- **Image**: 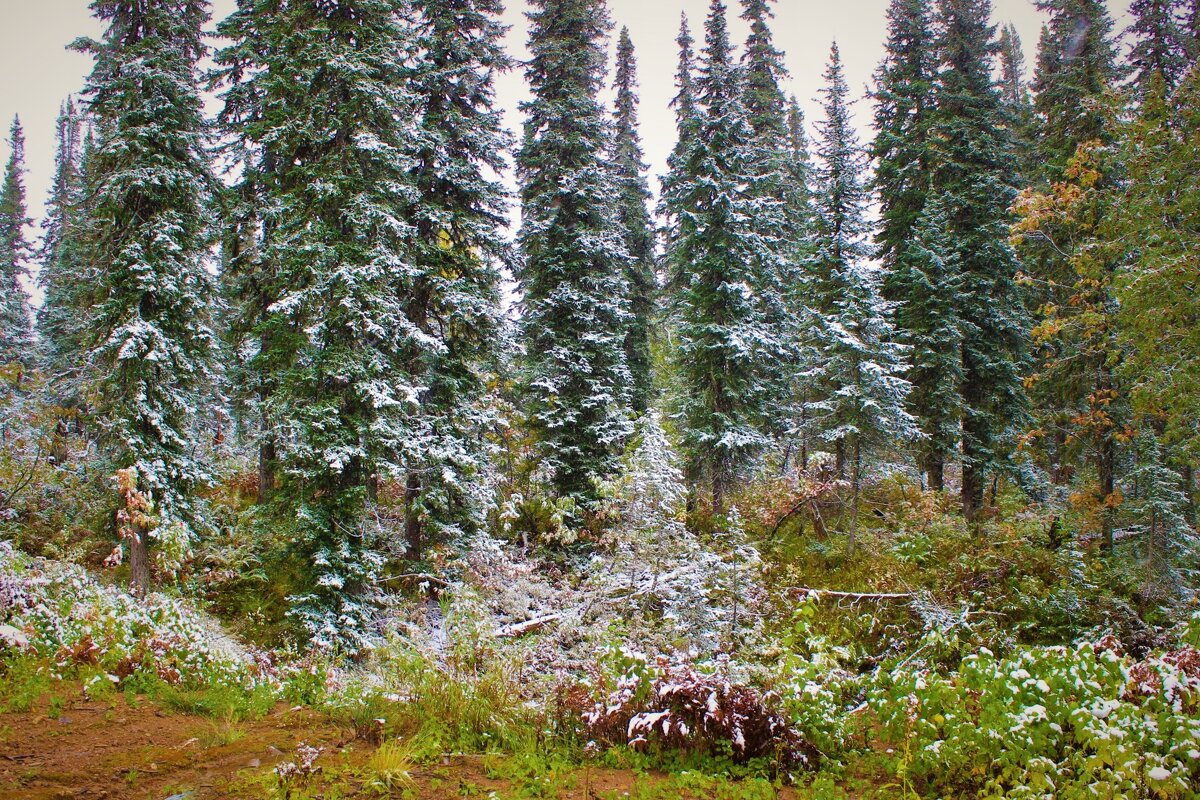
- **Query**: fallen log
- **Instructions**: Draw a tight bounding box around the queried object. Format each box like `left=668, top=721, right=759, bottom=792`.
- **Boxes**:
left=497, top=613, right=563, bottom=638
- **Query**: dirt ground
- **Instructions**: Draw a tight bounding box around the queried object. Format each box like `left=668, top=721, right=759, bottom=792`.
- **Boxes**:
left=0, top=694, right=817, bottom=800
left=0, top=695, right=339, bottom=799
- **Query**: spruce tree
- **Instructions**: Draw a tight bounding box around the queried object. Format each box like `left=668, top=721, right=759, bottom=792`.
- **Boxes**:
left=1023, top=0, right=1121, bottom=494
left=399, top=0, right=511, bottom=559
left=870, top=0, right=947, bottom=489
left=897, top=196, right=964, bottom=490
left=739, top=0, right=802, bottom=449
left=740, top=0, right=788, bottom=146
left=998, top=23, right=1031, bottom=111
left=872, top=0, right=938, bottom=288
left=37, top=99, right=86, bottom=378
left=782, top=96, right=818, bottom=467
left=215, top=0, right=423, bottom=649
left=997, top=23, right=1036, bottom=180
left=1129, top=431, right=1196, bottom=602
left=932, top=0, right=1029, bottom=520
left=783, top=97, right=814, bottom=246
left=610, top=27, right=656, bottom=416
left=808, top=42, right=915, bottom=549
left=0, top=116, right=33, bottom=364
left=1031, top=0, right=1120, bottom=182
left=517, top=0, right=633, bottom=506
left=1111, top=68, right=1200, bottom=463
left=70, top=0, right=219, bottom=593
left=663, top=0, right=772, bottom=513
left=1127, top=0, right=1192, bottom=97
left=659, top=14, right=701, bottom=254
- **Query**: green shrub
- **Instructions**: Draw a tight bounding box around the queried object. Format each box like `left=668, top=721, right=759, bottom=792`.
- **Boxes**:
left=871, top=641, right=1200, bottom=798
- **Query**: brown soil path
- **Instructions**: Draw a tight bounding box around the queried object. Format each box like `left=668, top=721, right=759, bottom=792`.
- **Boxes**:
left=0, top=695, right=816, bottom=800
left=0, top=695, right=342, bottom=799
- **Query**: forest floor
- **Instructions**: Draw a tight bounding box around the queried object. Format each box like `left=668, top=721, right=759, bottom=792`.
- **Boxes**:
left=0, top=691, right=879, bottom=800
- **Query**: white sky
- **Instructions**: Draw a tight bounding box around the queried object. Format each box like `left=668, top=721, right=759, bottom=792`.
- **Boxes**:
left=1, top=0, right=1133, bottom=280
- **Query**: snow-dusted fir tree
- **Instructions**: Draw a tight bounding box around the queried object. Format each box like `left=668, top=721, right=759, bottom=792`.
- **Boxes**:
left=933, top=0, right=1028, bottom=520
left=997, top=23, right=1036, bottom=181
left=738, top=0, right=801, bottom=442
left=997, top=23, right=1032, bottom=113
left=37, top=99, right=87, bottom=379
left=784, top=97, right=815, bottom=253
left=663, top=0, right=773, bottom=514
left=610, top=27, right=656, bottom=415
left=658, top=14, right=701, bottom=256
left=872, top=0, right=937, bottom=304
left=871, top=0, right=945, bottom=487
left=896, top=196, right=963, bottom=490
left=1127, top=0, right=1193, bottom=98
left=70, top=0, right=220, bottom=593
left=781, top=96, right=819, bottom=466
left=517, top=0, right=633, bottom=506
left=400, top=0, right=510, bottom=558
left=215, top=0, right=424, bottom=650
left=808, top=43, right=915, bottom=549
left=1032, top=0, right=1121, bottom=182
left=0, top=116, right=33, bottom=364
left=1129, top=432, right=1197, bottom=603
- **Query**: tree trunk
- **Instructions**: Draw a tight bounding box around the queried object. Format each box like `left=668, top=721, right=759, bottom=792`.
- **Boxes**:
left=712, top=469, right=725, bottom=518
left=256, top=344, right=276, bottom=504
left=405, top=471, right=422, bottom=562
left=1183, top=464, right=1195, bottom=525
left=1098, top=433, right=1116, bottom=552
left=257, top=436, right=276, bottom=504
left=926, top=454, right=944, bottom=492
left=848, top=438, right=861, bottom=556
left=128, top=522, right=150, bottom=597
left=1052, top=427, right=1069, bottom=485
left=962, top=459, right=983, bottom=523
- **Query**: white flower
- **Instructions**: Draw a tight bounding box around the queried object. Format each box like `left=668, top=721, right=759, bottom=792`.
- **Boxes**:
left=1148, top=767, right=1172, bottom=782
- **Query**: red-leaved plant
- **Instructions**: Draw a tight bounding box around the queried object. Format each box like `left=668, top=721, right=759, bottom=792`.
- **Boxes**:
left=577, top=659, right=818, bottom=774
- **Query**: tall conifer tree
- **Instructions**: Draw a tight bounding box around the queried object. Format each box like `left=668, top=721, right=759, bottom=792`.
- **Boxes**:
left=808, top=43, right=915, bottom=536
left=872, top=0, right=938, bottom=289
left=1022, top=0, right=1121, bottom=494
left=738, top=0, right=798, bottom=441
left=898, top=196, right=964, bottom=490
left=1031, top=0, right=1120, bottom=182
left=1127, top=0, right=1192, bottom=97
left=933, top=0, right=1029, bottom=520
left=517, top=0, right=633, bottom=506
left=71, top=0, right=220, bottom=592
left=37, top=99, right=86, bottom=377
left=0, top=116, right=33, bottom=363
left=663, top=0, right=771, bottom=514
left=215, top=0, right=424, bottom=649
left=399, top=0, right=511, bottom=558
left=871, top=0, right=948, bottom=488
left=997, top=23, right=1036, bottom=180
left=610, top=27, right=656, bottom=415
left=783, top=97, right=814, bottom=249
left=659, top=14, right=701, bottom=255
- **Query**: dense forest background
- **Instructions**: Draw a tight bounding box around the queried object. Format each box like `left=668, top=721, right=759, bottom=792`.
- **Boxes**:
left=2, top=0, right=1200, bottom=797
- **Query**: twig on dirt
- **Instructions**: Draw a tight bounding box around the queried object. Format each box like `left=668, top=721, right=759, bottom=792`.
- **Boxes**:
left=788, top=587, right=913, bottom=602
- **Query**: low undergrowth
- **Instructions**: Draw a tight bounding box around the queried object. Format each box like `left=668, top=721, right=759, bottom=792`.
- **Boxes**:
left=4, top=475, right=1200, bottom=798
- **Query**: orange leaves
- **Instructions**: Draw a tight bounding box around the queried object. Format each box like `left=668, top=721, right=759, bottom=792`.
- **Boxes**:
left=113, top=466, right=156, bottom=554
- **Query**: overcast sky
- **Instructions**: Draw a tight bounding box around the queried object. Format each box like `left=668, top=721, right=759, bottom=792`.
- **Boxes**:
left=1, top=0, right=1133, bottom=258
